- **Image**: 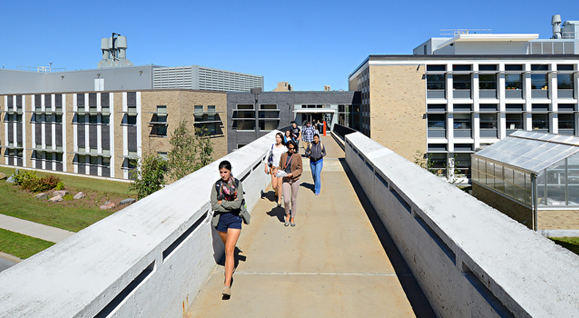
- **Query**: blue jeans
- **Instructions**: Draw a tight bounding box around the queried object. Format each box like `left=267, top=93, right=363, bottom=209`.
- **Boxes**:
left=310, top=159, right=323, bottom=194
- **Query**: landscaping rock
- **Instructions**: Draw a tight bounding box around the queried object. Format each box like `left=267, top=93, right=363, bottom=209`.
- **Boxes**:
left=100, top=202, right=116, bottom=210
left=73, top=192, right=85, bottom=200
left=35, top=193, right=48, bottom=200
left=53, top=190, right=69, bottom=197
left=14, top=169, right=19, bottom=174
left=48, top=196, right=63, bottom=202
left=6, top=176, right=16, bottom=183
left=119, top=198, right=136, bottom=206
left=0, top=172, right=7, bottom=180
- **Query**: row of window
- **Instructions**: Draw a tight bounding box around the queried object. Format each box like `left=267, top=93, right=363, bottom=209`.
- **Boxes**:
left=428, top=113, right=574, bottom=131
left=427, top=103, right=577, bottom=112
left=426, top=74, right=574, bottom=91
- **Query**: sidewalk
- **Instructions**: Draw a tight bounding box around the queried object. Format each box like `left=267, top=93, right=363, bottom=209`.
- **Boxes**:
left=188, top=136, right=434, bottom=317
left=0, top=214, right=75, bottom=243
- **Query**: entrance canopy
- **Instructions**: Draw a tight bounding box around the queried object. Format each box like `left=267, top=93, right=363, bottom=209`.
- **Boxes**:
left=293, top=109, right=336, bottom=113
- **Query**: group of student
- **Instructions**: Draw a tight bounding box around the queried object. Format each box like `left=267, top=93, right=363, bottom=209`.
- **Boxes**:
left=209, top=121, right=326, bottom=297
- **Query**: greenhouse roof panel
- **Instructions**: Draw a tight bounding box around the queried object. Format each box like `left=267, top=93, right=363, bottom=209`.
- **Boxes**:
left=474, top=132, right=579, bottom=174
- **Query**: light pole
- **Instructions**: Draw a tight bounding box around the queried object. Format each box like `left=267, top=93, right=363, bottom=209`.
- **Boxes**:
left=250, top=87, right=262, bottom=140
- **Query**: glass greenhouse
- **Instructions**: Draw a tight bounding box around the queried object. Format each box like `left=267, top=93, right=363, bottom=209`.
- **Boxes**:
left=472, top=131, right=579, bottom=207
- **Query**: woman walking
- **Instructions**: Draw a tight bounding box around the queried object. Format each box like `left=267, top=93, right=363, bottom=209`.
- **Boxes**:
left=264, top=132, right=287, bottom=206
left=210, top=160, right=244, bottom=297
left=305, top=134, right=326, bottom=195
left=283, top=129, right=293, bottom=146
left=279, top=140, right=302, bottom=227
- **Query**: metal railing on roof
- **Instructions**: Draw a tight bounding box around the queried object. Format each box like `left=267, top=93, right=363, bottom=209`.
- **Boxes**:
left=439, top=29, right=492, bottom=37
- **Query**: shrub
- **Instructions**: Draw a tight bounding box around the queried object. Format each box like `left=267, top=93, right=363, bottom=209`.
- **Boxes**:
left=17, top=173, right=61, bottom=193
left=13, top=170, right=38, bottom=186
left=63, top=193, right=73, bottom=201
left=55, top=181, right=65, bottom=191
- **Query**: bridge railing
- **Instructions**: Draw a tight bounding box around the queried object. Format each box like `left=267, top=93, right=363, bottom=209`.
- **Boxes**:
left=345, top=132, right=579, bottom=317
left=0, top=131, right=276, bottom=318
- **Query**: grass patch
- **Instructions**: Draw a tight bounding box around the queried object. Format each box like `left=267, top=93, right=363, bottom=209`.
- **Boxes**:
left=0, top=167, right=136, bottom=232
left=0, top=228, right=55, bottom=259
left=0, top=167, right=130, bottom=195
left=550, top=237, right=579, bottom=256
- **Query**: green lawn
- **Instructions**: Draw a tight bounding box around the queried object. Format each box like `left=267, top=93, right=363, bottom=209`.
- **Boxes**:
left=0, top=167, right=134, bottom=232
left=550, top=237, right=579, bottom=256
left=0, top=167, right=130, bottom=195
left=0, top=228, right=55, bottom=259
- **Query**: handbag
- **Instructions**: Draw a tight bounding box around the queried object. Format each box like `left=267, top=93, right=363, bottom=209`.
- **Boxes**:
left=267, top=144, right=274, bottom=166
left=240, top=199, right=251, bottom=225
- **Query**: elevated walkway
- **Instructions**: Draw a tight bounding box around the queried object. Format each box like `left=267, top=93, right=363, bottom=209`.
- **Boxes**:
left=188, top=137, right=434, bottom=317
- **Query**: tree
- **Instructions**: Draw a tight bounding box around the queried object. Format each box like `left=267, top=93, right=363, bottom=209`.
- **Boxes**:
left=129, top=153, right=168, bottom=199
left=167, top=120, right=213, bottom=182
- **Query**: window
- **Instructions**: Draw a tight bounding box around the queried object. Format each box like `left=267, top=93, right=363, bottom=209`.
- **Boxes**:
left=234, top=120, right=255, bottom=131
left=260, top=104, right=277, bottom=110
left=454, top=104, right=471, bottom=111
left=479, top=74, right=497, bottom=90
left=207, top=105, right=216, bottom=120
left=102, top=157, right=110, bottom=167
left=532, top=114, right=549, bottom=130
left=127, top=115, right=137, bottom=125
left=505, top=65, right=523, bottom=71
left=480, top=114, right=497, bottom=129
left=558, top=64, right=574, bottom=71
left=427, top=75, right=445, bottom=90
left=479, top=65, right=498, bottom=71
left=506, top=104, right=524, bottom=111
left=480, top=104, right=497, bottom=111
left=259, top=120, right=279, bottom=131
left=506, top=114, right=523, bottom=130
left=156, top=125, right=168, bottom=136
left=101, top=116, right=109, bottom=125
left=559, top=114, right=574, bottom=129
left=531, top=74, right=548, bottom=90
left=194, top=105, right=203, bottom=120
left=427, top=65, right=446, bottom=71
left=89, top=115, right=98, bottom=124
left=453, top=75, right=471, bottom=90
left=531, top=64, right=549, bottom=71
left=453, top=114, right=471, bottom=129
left=428, top=153, right=447, bottom=175
left=532, top=104, right=549, bottom=111
left=558, top=74, right=574, bottom=89
left=505, top=74, right=523, bottom=90
left=236, top=104, right=255, bottom=119
left=427, top=104, right=445, bottom=112
left=453, top=65, right=472, bottom=71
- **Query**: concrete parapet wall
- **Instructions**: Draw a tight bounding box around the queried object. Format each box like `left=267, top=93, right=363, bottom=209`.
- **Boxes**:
left=345, top=132, right=579, bottom=317
left=0, top=131, right=276, bottom=318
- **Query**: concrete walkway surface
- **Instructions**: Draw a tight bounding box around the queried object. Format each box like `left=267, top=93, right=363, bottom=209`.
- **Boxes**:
left=187, top=136, right=434, bottom=317
left=0, top=214, right=75, bottom=243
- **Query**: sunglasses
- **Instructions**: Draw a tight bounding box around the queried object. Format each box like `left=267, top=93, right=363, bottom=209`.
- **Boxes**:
left=288, top=147, right=295, bottom=150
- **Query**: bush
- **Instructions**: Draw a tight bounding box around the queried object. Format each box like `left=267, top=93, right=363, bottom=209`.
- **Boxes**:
left=129, top=153, right=168, bottom=199
left=14, top=171, right=61, bottom=193
left=13, top=170, right=38, bottom=186
left=55, top=181, right=65, bottom=191
left=63, top=193, right=73, bottom=201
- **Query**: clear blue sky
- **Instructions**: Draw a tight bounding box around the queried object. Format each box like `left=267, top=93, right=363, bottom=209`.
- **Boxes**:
left=1, top=0, right=578, bottom=91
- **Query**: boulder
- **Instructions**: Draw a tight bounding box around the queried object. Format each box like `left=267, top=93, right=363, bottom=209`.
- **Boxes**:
left=6, top=176, right=16, bottom=183
left=14, top=168, right=19, bottom=174
left=119, top=198, right=136, bottom=206
left=0, top=172, right=7, bottom=180
left=53, top=190, right=69, bottom=197
left=100, top=202, right=116, bottom=210
left=35, top=193, right=48, bottom=200
left=73, top=192, right=85, bottom=200
left=48, top=196, right=63, bottom=202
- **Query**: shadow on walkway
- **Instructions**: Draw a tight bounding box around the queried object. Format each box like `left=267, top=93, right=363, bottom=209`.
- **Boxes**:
left=339, top=158, right=437, bottom=318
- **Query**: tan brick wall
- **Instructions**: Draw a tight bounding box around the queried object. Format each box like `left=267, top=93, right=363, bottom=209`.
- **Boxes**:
left=369, top=64, right=427, bottom=161
left=113, top=92, right=124, bottom=179
left=538, top=210, right=579, bottom=230
left=139, top=89, right=227, bottom=168
left=65, top=94, right=75, bottom=173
